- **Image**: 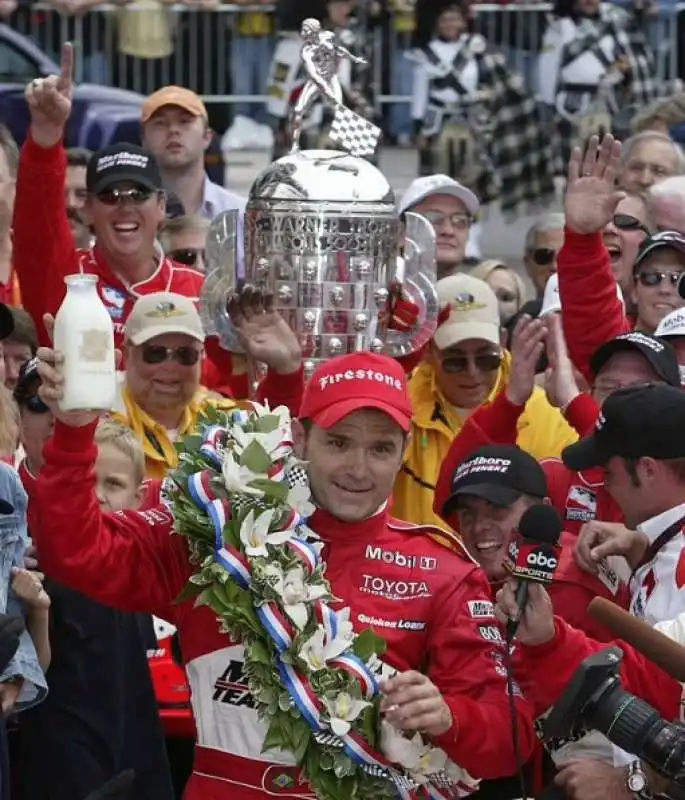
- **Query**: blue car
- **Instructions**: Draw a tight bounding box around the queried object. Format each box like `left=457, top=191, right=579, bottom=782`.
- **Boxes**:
left=0, top=23, right=226, bottom=184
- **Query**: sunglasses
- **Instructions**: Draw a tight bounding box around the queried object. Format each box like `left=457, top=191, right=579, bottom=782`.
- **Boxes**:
left=420, top=211, right=472, bottom=231
left=531, top=247, right=556, bottom=266
left=613, top=214, right=650, bottom=235
left=23, top=395, right=50, bottom=414
left=441, top=352, right=503, bottom=373
left=636, top=269, right=684, bottom=288
left=142, top=345, right=202, bottom=366
left=495, top=289, right=518, bottom=304
left=96, top=187, right=158, bottom=205
left=169, top=248, right=205, bottom=267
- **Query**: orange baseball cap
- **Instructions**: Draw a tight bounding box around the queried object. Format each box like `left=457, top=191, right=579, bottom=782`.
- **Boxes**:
left=141, top=86, right=208, bottom=124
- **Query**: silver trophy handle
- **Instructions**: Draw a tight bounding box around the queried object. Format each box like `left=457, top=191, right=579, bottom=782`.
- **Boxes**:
left=199, top=209, right=244, bottom=354
left=384, top=211, right=439, bottom=358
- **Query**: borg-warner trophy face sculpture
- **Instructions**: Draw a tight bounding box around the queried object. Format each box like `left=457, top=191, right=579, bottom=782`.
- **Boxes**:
left=200, top=18, right=438, bottom=385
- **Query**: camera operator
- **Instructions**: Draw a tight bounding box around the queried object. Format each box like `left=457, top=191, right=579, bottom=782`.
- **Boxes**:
left=495, top=382, right=685, bottom=800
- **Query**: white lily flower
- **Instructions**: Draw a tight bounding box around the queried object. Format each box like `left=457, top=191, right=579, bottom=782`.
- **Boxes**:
left=412, top=743, right=448, bottom=782
left=300, top=624, right=354, bottom=671
left=379, top=720, right=422, bottom=770
left=263, top=564, right=326, bottom=629
left=286, top=483, right=316, bottom=519
left=322, top=692, right=370, bottom=737
left=222, top=452, right=266, bottom=496
left=232, top=426, right=286, bottom=459
left=239, top=509, right=292, bottom=558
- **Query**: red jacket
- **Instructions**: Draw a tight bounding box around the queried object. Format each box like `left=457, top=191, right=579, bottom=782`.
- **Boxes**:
left=517, top=618, right=682, bottom=723
left=12, top=135, right=247, bottom=398
left=558, top=228, right=632, bottom=382
left=28, top=420, right=536, bottom=798
left=432, top=390, right=629, bottom=641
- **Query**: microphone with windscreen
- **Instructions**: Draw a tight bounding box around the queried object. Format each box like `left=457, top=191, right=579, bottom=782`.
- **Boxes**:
left=504, top=504, right=563, bottom=639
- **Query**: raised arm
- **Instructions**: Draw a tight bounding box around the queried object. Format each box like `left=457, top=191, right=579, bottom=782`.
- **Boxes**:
left=14, top=43, right=80, bottom=346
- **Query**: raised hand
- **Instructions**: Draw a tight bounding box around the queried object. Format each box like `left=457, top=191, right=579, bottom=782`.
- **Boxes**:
left=25, top=42, right=74, bottom=147
left=36, top=313, right=112, bottom=428
left=543, top=313, right=580, bottom=410
left=505, top=315, right=547, bottom=407
left=227, top=286, right=302, bottom=375
left=565, top=134, right=626, bottom=235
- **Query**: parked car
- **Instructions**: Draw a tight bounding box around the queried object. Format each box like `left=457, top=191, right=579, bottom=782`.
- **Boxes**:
left=0, top=23, right=226, bottom=184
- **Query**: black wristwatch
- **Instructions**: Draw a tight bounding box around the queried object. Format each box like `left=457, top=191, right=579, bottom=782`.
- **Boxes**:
left=626, top=760, right=651, bottom=799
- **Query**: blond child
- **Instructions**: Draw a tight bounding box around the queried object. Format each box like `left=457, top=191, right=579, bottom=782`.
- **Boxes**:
left=17, top=417, right=173, bottom=800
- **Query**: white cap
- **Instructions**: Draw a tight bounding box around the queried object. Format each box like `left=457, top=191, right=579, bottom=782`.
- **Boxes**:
left=539, top=273, right=625, bottom=318
left=398, top=174, right=480, bottom=217
left=434, top=274, right=500, bottom=350
left=125, top=292, right=205, bottom=345
left=655, top=307, right=685, bottom=339
left=539, top=274, right=562, bottom=318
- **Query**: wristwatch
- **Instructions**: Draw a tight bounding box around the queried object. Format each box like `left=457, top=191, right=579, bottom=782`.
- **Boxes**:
left=626, top=760, right=650, bottom=799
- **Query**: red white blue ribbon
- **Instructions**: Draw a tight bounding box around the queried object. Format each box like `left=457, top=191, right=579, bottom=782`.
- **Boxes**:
left=199, top=425, right=225, bottom=468
left=329, top=653, right=378, bottom=699
left=257, top=602, right=295, bottom=652
left=287, top=538, right=319, bottom=574
left=187, top=469, right=252, bottom=590
left=277, top=659, right=325, bottom=731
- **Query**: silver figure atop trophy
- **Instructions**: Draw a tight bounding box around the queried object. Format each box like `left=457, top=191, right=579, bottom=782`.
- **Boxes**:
left=201, top=17, right=438, bottom=387
left=291, top=18, right=369, bottom=155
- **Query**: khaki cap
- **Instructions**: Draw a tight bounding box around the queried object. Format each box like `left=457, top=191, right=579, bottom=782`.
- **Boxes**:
left=126, top=292, right=205, bottom=345
left=141, top=86, right=208, bottom=124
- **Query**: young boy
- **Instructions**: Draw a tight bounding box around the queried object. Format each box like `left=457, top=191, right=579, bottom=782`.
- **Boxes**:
left=16, top=394, right=173, bottom=800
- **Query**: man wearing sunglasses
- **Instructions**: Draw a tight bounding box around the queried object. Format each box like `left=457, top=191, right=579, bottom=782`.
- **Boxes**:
left=11, top=45, right=252, bottom=401
left=392, top=273, right=576, bottom=528
left=523, top=213, right=566, bottom=302
left=397, top=175, right=481, bottom=279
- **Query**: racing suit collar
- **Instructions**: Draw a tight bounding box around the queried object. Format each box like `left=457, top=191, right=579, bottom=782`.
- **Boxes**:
left=310, top=503, right=388, bottom=545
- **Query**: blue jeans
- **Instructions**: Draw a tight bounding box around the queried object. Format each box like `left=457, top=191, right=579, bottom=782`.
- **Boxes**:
left=389, top=46, right=414, bottom=140
left=230, top=35, right=274, bottom=122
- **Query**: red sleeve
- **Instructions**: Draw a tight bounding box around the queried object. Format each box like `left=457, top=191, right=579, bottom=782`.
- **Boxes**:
left=202, top=338, right=249, bottom=399
left=28, top=420, right=191, bottom=621
left=558, top=229, right=632, bottom=383
left=12, top=136, right=78, bottom=345
left=517, top=618, right=682, bottom=722
left=563, top=393, right=600, bottom=437
left=258, top=365, right=304, bottom=418
left=547, top=582, right=619, bottom=643
left=434, top=390, right=525, bottom=524
left=429, top=567, right=536, bottom=776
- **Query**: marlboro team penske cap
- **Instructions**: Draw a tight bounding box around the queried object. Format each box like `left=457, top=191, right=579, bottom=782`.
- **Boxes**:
left=299, top=353, right=413, bottom=431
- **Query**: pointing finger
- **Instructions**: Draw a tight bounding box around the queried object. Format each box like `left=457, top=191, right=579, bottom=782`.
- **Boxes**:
left=58, top=42, right=74, bottom=91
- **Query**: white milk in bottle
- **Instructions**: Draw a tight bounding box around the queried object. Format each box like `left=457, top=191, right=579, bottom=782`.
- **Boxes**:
left=53, top=274, right=116, bottom=411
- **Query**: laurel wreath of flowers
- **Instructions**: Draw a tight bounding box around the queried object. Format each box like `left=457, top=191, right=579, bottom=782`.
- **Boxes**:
left=167, top=403, right=476, bottom=800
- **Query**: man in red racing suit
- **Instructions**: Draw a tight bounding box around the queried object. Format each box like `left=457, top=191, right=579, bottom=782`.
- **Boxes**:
left=29, top=350, right=535, bottom=799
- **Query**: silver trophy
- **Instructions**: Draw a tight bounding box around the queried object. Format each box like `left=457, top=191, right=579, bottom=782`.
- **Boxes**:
left=201, top=17, right=438, bottom=386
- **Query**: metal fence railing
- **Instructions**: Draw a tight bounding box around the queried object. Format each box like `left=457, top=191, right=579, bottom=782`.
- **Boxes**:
left=4, top=3, right=680, bottom=104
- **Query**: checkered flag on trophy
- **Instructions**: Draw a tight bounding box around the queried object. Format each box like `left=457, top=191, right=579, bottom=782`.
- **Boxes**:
left=329, top=105, right=382, bottom=158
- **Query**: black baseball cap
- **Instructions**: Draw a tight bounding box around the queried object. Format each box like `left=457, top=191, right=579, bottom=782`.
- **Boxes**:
left=443, top=444, right=548, bottom=515
left=13, top=357, right=40, bottom=405
left=0, top=304, right=13, bottom=340
left=86, top=143, right=163, bottom=195
left=634, top=230, right=685, bottom=272
left=590, top=331, right=681, bottom=386
left=563, top=384, right=685, bottom=471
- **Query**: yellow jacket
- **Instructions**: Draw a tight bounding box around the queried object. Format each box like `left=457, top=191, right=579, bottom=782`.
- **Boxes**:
left=392, top=354, right=578, bottom=528
left=113, top=385, right=238, bottom=480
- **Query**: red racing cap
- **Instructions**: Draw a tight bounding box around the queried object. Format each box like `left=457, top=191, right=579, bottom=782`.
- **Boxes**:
left=299, top=353, right=413, bottom=431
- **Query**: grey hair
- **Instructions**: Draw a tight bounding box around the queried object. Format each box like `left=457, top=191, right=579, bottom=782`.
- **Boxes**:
left=524, top=213, right=565, bottom=253
left=648, top=175, right=685, bottom=204
left=620, top=131, right=685, bottom=174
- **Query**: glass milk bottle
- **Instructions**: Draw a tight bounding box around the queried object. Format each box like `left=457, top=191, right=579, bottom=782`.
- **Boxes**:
left=53, top=274, right=116, bottom=412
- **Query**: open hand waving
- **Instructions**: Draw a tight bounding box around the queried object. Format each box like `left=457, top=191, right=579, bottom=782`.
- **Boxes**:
left=25, top=42, right=74, bottom=147
left=565, top=134, right=626, bottom=235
